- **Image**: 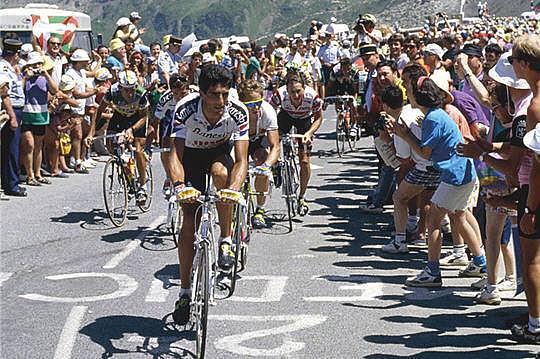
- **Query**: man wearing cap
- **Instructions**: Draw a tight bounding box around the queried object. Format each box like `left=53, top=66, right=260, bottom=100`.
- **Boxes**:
left=317, top=33, right=340, bottom=87
left=43, top=35, right=67, bottom=86
left=66, top=49, right=102, bottom=174
left=455, top=43, right=492, bottom=126
left=158, top=36, right=182, bottom=88
left=353, top=14, right=382, bottom=47
left=358, top=44, right=380, bottom=115
left=0, top=38, right=26, bottom=196
left=107, top=38, right=128, bottom=71
left=423, top=43, right=448, bottom=79
left=509, top=34, right=540, bottom=343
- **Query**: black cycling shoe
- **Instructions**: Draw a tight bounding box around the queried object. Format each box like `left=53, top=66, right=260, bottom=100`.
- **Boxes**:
left=218, top=242, right=235, bottom=272
left=172, top=294, right=191, bottom=325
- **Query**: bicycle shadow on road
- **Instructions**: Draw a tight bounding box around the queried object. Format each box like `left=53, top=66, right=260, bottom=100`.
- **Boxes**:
left=80, top=314, right=196, bottom=358
left=365, top=347, right=535, bottom=359
left=50, top=208, right=112, bottom=231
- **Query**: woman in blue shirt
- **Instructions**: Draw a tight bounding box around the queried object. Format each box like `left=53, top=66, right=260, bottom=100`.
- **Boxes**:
left=391, top=76, right=485, bottom=288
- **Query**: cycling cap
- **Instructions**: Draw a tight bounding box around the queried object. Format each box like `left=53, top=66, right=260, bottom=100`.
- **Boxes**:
left=118, top=70, right=138, bottom=88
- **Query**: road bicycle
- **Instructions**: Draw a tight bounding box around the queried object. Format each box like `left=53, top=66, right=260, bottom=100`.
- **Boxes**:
left=324, top=95, right=358, bottom=157
left=178, top=175, right=244, bottom=358
left=279, top=133, right=302, bottom=232
left=97, top=133, right=154, bottom=227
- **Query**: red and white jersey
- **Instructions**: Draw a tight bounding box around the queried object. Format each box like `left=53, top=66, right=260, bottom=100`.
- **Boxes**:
left=271, top=85, right=323, bottom=119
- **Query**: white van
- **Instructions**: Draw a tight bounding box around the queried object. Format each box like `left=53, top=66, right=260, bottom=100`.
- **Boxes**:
left=0, top=3, right=93, bottom=51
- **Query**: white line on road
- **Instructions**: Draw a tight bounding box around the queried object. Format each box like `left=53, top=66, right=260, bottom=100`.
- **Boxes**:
left=0, top=272, right=13, bottom=287
left=310, top=164, right=323, bottom=170
left=145, top=276, right=173, bottom=302
left=226, top=276, right=288, bottom=302
left=53, top=305, right=88, bottom=359
left=103, top=215, right=165, bottom=269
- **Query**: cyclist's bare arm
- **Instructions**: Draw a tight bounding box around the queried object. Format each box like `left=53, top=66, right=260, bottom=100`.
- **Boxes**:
left=170, top=138, right=186, bottom=185
left=306, top=110, right=323, bottom=139
left=229, top=140, right=249, bottom=191
left=130, top=109, right=148, bottom=132
left=87, top=100, right=109, bottom=142
left=266, top=129, right=281, bottom=166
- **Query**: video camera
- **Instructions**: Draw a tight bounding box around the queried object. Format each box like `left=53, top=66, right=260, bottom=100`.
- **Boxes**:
left=353, top=14, right=367, bottom=32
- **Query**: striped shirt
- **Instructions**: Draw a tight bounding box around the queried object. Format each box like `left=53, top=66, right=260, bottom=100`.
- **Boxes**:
left=22, top=75, right=49, bottom=125
left=271, top=85, right=323, bottom=119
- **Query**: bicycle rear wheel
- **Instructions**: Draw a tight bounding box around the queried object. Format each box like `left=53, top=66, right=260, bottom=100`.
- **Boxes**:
left=193, top=248, right=209, bottom=359
left=336, top=114, right=346, bottom=157
left=138, top=162, right=154, bottom=212
left=102, top=158, right=128, bottom=227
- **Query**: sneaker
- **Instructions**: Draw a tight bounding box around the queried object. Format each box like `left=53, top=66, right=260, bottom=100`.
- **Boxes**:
left=405, top=268, right=442, bottom=287
left=83, top=158, right=97, bottom=168
left=218, top=242, right=235, bottom=271
left=459, top=260, right=487, bottom=278
left=359, top=203, right=384, bottom=214
left=172, top=294, right=191, bottom=325
left=381, top=239, right=409, bottom=254
left=298, top=198, right=309, bottom=216
left=497, top=276, right=516, bottom=292
left=475, top=286, right=501, bottom=305
left=440, top=253, right=469, bottom=267
left=136, top=188, right=147, bottom=206
left=471, top=277, right=488, bottom=290
left=511, top=323, right=540, bottom=344
left=349, top=125, right=358, bottom=139
left=252, top=208, right=266, bottom=229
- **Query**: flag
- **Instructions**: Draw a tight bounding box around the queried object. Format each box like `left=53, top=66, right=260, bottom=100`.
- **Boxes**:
left=31, top=15, right=80, bottom=52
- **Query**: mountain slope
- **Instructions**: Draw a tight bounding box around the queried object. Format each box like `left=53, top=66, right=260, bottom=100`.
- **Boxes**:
left=4, top=0, right=533, bottom=43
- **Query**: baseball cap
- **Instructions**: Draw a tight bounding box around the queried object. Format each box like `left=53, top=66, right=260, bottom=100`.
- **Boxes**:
left=20, top=43, right=33, bottom=56
left=488, top=52, right=530, bottom=90
left=70, top=49, right=90, bottom=62
left=523, top=123, right=540, bottom=154
left=59, top=74, right=76, bottom=91
left=116, top=17, right=131, bottom=27
left=129, top=12, right=142, bottom=20
left=423, top=43, right=445, bottom=59
left=109, top=38, right=125, bottom=51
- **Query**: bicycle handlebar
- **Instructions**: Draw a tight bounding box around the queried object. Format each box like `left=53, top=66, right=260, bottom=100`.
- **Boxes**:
left=324, top=95, right=356, bottom=103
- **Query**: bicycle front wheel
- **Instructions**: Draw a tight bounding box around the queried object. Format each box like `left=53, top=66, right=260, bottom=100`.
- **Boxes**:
left=336, top=114, right=346, bottom=157
left=170, top=202, right=183, bottom=245
left=138, top=161, right=154, bottom=212
left=102, top=158, right=128, bottom=227
left=193, top=248, right=209, bottom=359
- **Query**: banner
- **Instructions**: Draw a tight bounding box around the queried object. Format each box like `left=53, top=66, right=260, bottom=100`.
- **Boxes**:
left=31, top=15, right=80, bottom=52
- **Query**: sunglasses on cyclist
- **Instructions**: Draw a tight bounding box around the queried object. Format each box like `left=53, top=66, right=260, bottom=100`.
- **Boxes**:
left=243, top=99, right=263, bottom=108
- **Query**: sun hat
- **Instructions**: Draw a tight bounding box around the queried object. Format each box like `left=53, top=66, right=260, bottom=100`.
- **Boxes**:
left=25, top=51, right=44, bottom=66
left=230, top=43, right=242, bottom=51
left=70, top=49, right=90, bottom=62
left=488, top=52, right=530, bottom=90
left=109, top=38, right=125, bottom=52
left=116, top=17, right=131, bottom=27
left=423, top=43, right=445, bottom=60
left=523, top=123, right=540, bottom=154
left=429, top=70, right=454, bottom=104
left=460, top=43, right=483, bottom=58
left=59, top=74, right=76, bottom=91
left=361, top=14, right=377, bottom=24
left=95, top=67, right=113, bottom=82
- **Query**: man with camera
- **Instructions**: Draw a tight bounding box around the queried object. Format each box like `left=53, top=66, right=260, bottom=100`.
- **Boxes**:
left=353, top=14, right=382, bottom=48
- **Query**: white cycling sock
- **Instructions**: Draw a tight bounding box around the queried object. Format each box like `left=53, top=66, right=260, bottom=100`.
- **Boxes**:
left=453, top=245, right=466, bottom=257
left=529, top=315, right=540, bottom=333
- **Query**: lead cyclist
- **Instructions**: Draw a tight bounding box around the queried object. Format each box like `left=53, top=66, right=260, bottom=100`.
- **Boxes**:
left=168, top=65, right=249, bottom=325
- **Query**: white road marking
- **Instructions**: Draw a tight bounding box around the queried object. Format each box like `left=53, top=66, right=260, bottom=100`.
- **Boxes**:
left=145, top=275, right=173, bottom=302
left=20, top=272, right=138, bottom=303
left=292, top=254, right=315, bottom=259
left=0, top=272, right=13, bottom=287
left=310, top=164, right=323, bottom=170
left=53, top=305, right=88, bottom=359
left=304, top=277, right=384, bottom=302
left=212, top=315, right=327, bottom=356
left=336, top=205, right=358, bottom=210
left=103, top=215, right=165, bottom=269
left=227, top=276, right=288, bottom=302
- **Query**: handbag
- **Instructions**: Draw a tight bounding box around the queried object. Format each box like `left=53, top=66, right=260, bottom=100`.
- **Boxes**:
left=59, top=132, right=72, bottom=156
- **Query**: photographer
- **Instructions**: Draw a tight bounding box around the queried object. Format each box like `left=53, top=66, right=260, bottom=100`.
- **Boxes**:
left=353, top=14, right=382, bottom=48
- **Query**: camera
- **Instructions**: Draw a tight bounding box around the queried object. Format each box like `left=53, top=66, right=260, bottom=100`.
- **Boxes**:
left=353, top=14, right=365, bottom=32
left=373, top=112, right=388, bottom=132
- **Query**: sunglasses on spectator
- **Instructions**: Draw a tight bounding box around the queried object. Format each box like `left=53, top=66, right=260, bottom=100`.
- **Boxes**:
left=49, top=41, right=61, bottom=47
left=242, top=99, right=263, bottom=108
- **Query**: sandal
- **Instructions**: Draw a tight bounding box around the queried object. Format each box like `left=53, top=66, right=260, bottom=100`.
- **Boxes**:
left=26, top=178, right=41, bottom=186
left=51, top=172, right=69, bottom=178
left=511, top=323, right=540, bottom=344
left=36, top=177, right=52, bottom=184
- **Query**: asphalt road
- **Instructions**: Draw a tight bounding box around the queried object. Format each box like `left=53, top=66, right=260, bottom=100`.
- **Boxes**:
left=1, top=110, right=539, bottom=359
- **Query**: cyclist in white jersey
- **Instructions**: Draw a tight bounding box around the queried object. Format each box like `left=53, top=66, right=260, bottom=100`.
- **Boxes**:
left=169, top=65, right=249, bottom=325
left=238, top=79, right=280, bottom=228
left=271, top=70, right=323, bottom=215
left=153, top=74, right=190, bottom=193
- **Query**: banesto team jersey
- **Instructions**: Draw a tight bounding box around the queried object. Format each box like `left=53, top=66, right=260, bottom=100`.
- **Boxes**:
left=271, top=85, right=323, bottom=119
left=171, top=92, right=249, bottom=149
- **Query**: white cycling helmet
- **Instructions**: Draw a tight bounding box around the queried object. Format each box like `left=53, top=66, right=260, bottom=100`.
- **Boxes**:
left=118, top=70, right=138, bottom=88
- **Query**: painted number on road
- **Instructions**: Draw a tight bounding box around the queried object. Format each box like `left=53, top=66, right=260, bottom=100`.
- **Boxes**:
left=19, top=272, right=138, bottom=303
left=212, top=315, right=327, bottom=356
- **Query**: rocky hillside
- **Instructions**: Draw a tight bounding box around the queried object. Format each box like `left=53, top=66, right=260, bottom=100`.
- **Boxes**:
left=3, top=0, right=533, bottom=42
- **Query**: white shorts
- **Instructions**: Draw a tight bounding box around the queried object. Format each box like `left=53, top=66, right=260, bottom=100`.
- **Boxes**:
left=431, top=178, right=479, bottom=213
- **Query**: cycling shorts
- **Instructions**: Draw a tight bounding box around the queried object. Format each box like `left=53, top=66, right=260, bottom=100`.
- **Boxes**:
left=248, top=136, right=269, bottom=158
left=277, top=110, right=312, bottom=135
left=109, top=111, right=147, bottom=138
left=183, top=142, right=233, bottom=192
